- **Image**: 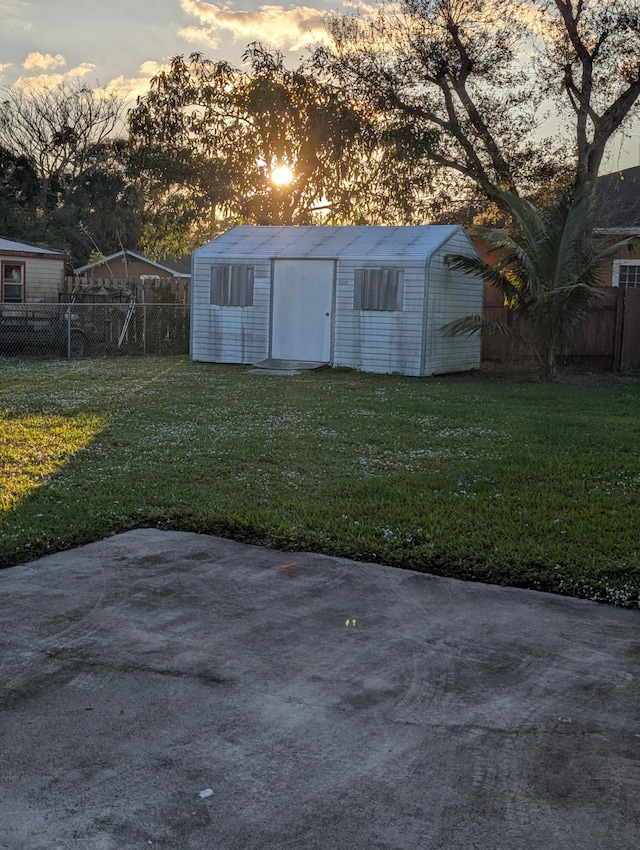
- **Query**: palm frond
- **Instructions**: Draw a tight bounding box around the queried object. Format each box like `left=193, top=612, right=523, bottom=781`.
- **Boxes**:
left=447, top=185, right=626, bottom=376
left=549, top=185, right=594, bottom=289
left=491, top=188, right=546, bottom=254
left=590, top=235, right=640, bottom=265
left=440, top=314, right=516, bottom=340
left=447, top=252, right=525, bottom=307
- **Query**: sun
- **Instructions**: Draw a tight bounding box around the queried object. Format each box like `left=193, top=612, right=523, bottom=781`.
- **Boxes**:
left=271, top=164, right=294, bottom=186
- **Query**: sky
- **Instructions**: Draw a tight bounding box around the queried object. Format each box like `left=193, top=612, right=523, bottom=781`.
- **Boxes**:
left=0, top=0, right=638, bottom=170
left=0, top=0, right=337, bottom=98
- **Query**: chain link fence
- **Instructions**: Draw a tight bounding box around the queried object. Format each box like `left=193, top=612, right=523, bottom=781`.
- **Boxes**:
left=0, top=303, right=190, bottom=359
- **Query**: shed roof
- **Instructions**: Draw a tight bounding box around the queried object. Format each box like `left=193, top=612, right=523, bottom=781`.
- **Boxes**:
left=195, top=225, right=466, bottom=262
left=0, top=237, right=65, bottom=258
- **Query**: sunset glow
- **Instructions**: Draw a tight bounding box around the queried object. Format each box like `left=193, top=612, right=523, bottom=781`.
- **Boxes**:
left=271, top=164, right=294, bottom=186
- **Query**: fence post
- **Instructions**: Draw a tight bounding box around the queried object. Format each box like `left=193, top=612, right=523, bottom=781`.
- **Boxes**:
left=613, top=286, right=624, bottom=372
left=66, top=304, right=71, bottom=360
left=143, top=304, right=147, bottom=355
left=142, top=283, right=147, bottom=355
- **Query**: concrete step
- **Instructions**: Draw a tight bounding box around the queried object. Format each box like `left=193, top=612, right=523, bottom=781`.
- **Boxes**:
left=249, top=359, right=330, bottom=375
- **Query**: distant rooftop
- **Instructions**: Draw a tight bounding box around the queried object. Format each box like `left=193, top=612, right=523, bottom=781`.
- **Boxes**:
left=0, top=237, right=65, bottom=256
left=74, top=250, right=191, bottom=277
left=595, top=166, right=640, bottom=231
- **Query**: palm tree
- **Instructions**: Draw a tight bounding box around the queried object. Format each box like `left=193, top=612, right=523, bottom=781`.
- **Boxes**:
left=442, top=186, right=637, bottom=378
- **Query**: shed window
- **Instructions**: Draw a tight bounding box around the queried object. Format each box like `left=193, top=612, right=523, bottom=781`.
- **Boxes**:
left=613, top=261, right=640, bottom=288
left=210, top=264, right=254, bottom=306
left=2, top=262, right=25, bottom=303
left=354, top=268, right=404, bottom=311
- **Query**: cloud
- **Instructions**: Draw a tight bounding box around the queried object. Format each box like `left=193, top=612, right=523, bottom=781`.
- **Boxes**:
left=67, top=63, right=95, bottom=78
left=0, top=63, right=13, bottom=76
left=0, top=0, right=31, bottom=32
left=179, top=0, right=328, bottom=51
left=23, top=52, right=67, bottom=71
left=11, top=55, right=164, bottom=104
left=15, top=73, right=67, bottom=90
left=139, top=60, right=166, bottom=77
left=14, top=63, right=96, bottom=90
left=104, top=61, right=170, bottom=102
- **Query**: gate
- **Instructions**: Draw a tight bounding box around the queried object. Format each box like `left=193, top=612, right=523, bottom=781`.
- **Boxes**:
left=616, top=286, right=640, bottom=371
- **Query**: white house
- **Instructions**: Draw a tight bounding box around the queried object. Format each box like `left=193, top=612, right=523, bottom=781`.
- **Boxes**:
left=0, top=237, right=67, bottom=303
left=191, top=225, right=483, bottom=376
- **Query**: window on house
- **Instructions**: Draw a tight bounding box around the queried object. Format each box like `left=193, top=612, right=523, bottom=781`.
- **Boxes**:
left=2, top=262, right=25, bottom=303
left=353, top=268, right=404, bottom=311
left=614, top=261, right=640, bottom=288
left=210, top=264, right=254, bottom=306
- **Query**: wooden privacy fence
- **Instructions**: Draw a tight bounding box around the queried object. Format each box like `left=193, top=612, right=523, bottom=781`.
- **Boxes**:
left=482, top=286, right=640, bottom=371
left=62, top=276, right=189, bottom=304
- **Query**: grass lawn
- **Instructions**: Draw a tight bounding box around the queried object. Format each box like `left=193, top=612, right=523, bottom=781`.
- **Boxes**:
left=1, top=355, right=639, bottom=607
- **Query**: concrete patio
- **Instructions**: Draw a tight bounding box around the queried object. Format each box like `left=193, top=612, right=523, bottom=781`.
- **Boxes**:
left=1, top=529, right=638, bottom=849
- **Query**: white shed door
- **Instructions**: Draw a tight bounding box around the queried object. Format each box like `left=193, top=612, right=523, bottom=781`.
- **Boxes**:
left=272, top=260, right=333, bottom=361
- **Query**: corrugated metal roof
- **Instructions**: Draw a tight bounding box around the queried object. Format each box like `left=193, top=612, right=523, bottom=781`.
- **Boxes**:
left=195, top=225, right=464, bottom=262
left=0, top=237, right=65, bottom=256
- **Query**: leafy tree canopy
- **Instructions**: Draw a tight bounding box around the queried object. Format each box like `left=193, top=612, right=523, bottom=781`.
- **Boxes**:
left=128, top=43, right=445, bottom=258
left=0, top=82, right=124, bottom=201
left=309, top=0, right=640, bottom=374
left=314, top=0, right=640, bottom=216
left=0, top=82, right=141, bottom=266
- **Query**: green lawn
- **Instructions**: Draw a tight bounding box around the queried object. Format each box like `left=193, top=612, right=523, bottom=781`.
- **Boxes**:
left=1, top=356, right=639, bottom=607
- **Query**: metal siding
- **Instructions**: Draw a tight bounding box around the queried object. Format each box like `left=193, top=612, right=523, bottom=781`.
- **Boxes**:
left=16, top=257, right=64, bottom=302
left=333, top=261, right=425, bottom=375
left=423, top=231, right=483, bottom=375
left=191, top=259, right=270, bottom=363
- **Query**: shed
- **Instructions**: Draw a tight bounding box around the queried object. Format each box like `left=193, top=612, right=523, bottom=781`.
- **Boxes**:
left=1, top=237, right=67, bottom=303
left=191, top=225, right=483, bottom=376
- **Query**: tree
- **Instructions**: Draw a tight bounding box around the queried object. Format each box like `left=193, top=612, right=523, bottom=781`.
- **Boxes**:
left=0, top=83, right=143, bottom=265
left=127, top=53, right=237, bottom=259
left=61, top=139, right=143, bottom=261
left=441, top=187, right=637, bottom=376
left=128, top=44, right=429, bottom=257
left=315, top=0, right=640, bottom=209
left=539, top=0, right=640, bottom=185
left=0, top=82, right=125, bottom=206
left=316, top=1, right=640, bottom=375
left=0, top=147, right=40, bottom=239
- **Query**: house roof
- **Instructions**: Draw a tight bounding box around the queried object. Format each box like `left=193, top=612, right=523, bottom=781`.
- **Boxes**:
left=195, top=225, right=468, bottom=263
left=0, top=237, right=66, bottom=258
left=74, top=250, right=191, bottom=278
left=595, top=165, right=640, bottom=233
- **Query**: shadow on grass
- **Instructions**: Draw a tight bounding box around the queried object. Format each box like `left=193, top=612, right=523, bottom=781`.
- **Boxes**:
left=0, top=358, right=639, bottom=609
